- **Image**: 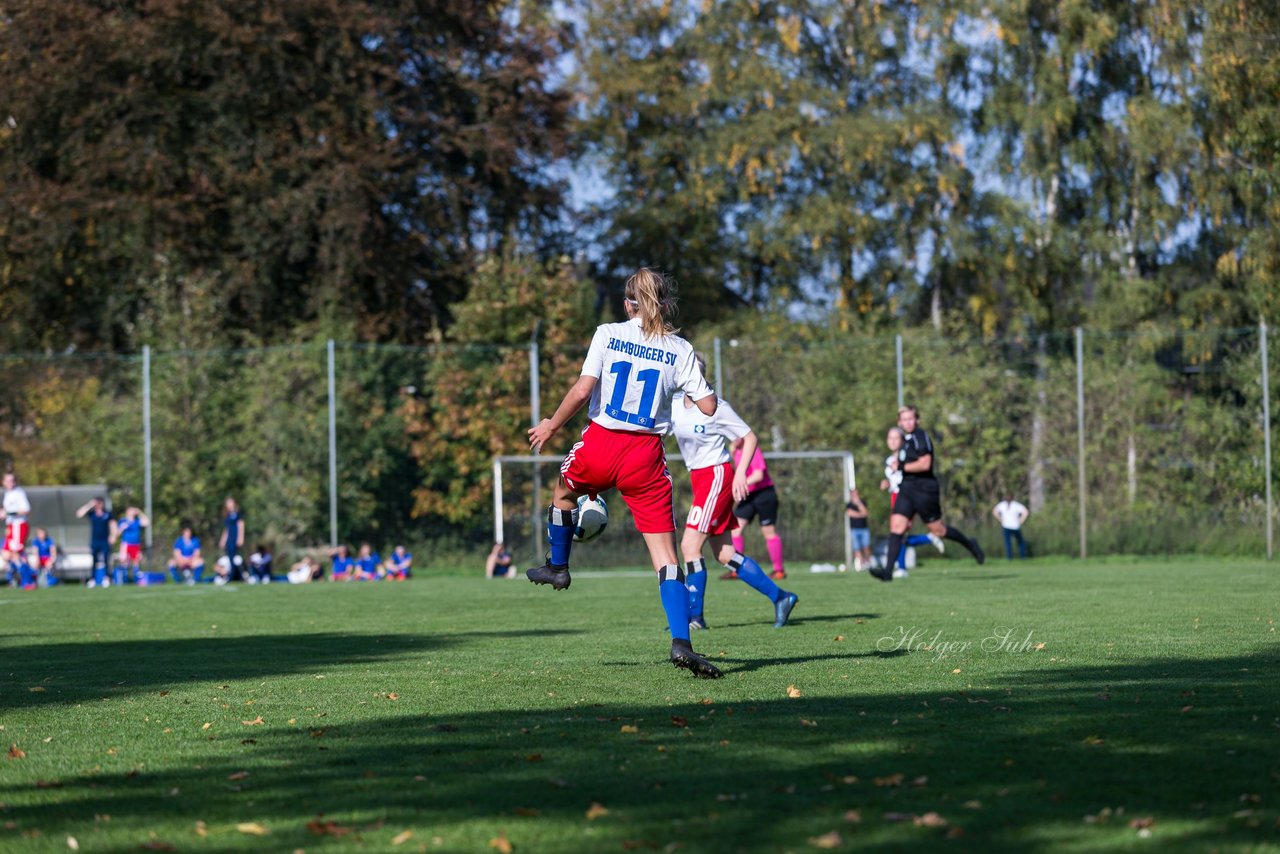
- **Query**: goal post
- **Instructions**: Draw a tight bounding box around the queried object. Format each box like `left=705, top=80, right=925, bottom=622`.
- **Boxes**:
left=493, top=450, right=857, bottom=572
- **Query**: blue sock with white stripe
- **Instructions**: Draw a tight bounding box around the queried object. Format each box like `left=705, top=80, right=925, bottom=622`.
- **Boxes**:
left=546, top=505, right=578, bottom=567
left=18, top=561, right=35, bottom=586
left=685, top=558, right=707, bottom=618
left=729, top=553, right=782, bottom=602
left=658, top=565, right=690, bottom=641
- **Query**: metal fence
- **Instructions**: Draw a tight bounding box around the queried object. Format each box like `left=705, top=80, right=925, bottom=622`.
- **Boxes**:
left=0, top=323, right=1273, bottom=564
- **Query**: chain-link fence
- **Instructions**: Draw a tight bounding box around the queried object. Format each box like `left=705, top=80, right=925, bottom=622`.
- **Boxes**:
left=0, top=324, right=1274, bottom=569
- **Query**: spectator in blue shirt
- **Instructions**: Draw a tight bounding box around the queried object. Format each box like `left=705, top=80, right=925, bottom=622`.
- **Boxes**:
left=77, top=497, right=115, bottom=587
left=384, top=546, right=412, bottom=581
left=354, top=542, right=382, bottom=581
left=169, top=523, right=205, bottom=584
left=219, top=497, right=245, bottom=582
left=330, top=544, right=354, bottom=582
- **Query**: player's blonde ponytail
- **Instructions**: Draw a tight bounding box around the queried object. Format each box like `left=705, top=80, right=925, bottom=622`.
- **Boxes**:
left=625, top=267, right=679, bottom=340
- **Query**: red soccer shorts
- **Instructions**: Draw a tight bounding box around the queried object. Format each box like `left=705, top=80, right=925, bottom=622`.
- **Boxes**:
left=687, top=463, right=736, bottom=536
left=120, top=543, right=141, bottom=562
left=561, top=422, right=674, bottom=534
left=4, top=520, right=28, bottom=553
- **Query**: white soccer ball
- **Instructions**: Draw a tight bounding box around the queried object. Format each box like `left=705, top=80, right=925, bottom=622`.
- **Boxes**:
left=573, top=495, right=609, bottom=543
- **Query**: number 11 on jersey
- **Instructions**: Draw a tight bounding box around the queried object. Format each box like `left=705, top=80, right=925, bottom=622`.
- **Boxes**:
left=606, top=361, right=660, bottom=428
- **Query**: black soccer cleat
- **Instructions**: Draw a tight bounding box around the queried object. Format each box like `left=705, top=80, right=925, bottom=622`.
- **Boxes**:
left=670, top=640, right=722, bottom=679
left=773, top=592, right=799, bottom=628
left=869, top=564, right=893, bottom=582
left=526, top=563, right=571, bottom=590
left=969, top=538, right=986, bottom=565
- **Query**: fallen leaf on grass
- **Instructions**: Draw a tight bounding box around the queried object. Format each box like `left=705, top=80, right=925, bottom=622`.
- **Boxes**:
left=489, top=832, right=513, bottom=853
left=513, top=807, right=541, bottom=817
left=227, top=771, right=250, bottom=781
left=307, top=819, right=352, bottom=836
left=800, top=719, right=818, bottom=728
left=843, top=810, right=861, bottom=823
left=873, top=773, right=904, bottom=788
left=620, top=725, right=639, bottom=734
left=807, top=830, right=842, bottom=848
left=241, top=717, right=264, bottom=726
left=1033, top=642, right=1046, bottom=651
left=914, top=812, right=947, bottom=828
left=525, top=754, right=543, bottom=762
left=139, top=842, right=176, bottom=851
left=670, top=716, right=689, bottom=728
left=586, top=802, right=609, bottom=820
left=236, top=822, right=269, bottom=835
left=386, top=693, right=400, bottom=700
left=310, top=729, right=325, bottom=738
left=834, top=635, right=845, bottom=642
left=1129, top=817, right=1154, bottom=829
left=698, top=698, right=713, bottom=705
left=952, top=668, right=961, bottom=674
left=7, top=745, right=25, bottom=760
left=28, top=687, right=45, bottom=693
left=786, top=685, right=803, bottom=698
left=392, top=829, right=413, bottom=845
left=1180, top=705, right=1194, bottom=713
left=66, top=836, right=79, bottom=850
left=35, top=781, right=63, bottom=789
left=1082, top=736, right=1105, bottom=746
left=43, top=737, right=53, bottom=743
left=194, top=821, right=207, bottom=837
left=201, top=723, right=212, bottom=731
left=912, top=776, right=929, bottom=787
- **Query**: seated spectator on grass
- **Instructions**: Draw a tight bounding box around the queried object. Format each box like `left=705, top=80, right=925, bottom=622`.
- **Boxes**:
left=330, top=545, right=354, bottom=582
left=169, top=523, right=205, bottom=584
left=486, top=542, right=516, bottom=579
left=384, top=545, right=412, bottom=581
left=248, top=543, right=274, bottom=584
left=31, top=528, right=58, bottom=587
left=354, top=542, right=381, bottom=581
left=288, top=556, right=324, bottom=584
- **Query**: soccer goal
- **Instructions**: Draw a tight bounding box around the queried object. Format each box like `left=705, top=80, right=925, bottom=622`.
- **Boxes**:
left=493, top=449, right=856, bottom=572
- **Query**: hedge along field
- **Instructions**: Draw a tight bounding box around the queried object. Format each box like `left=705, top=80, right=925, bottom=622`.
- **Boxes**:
left=0, top=559, right=1277, bottom=851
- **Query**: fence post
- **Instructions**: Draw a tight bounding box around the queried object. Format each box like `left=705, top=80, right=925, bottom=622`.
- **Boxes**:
left=714, top=337, right=724, bottom=396
left=1262, top=320, right=1273, bottom=560
left=1075, top=327, right=1087, bottom=559
left=895, top=334, right=904, bottom=408
left=142, top=345, right=153, bottom=549
left=327, top=340, right=338, bottom=549
left=529, top=326, right=542, bottom=566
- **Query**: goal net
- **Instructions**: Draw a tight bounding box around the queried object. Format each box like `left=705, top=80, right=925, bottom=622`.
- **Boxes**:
left=493, top=449, right=856, bottom=572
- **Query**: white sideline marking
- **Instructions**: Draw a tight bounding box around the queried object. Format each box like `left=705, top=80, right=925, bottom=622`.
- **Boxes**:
left=572, top=571, right=652, bottom=579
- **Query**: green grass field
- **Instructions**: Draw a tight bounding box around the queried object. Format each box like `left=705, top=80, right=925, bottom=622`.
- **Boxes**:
left=1, top=559, right=1278, bottom=852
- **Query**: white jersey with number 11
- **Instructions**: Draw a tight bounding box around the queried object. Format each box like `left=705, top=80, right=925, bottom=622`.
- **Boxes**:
left=580, top=317, right=712, bottom=434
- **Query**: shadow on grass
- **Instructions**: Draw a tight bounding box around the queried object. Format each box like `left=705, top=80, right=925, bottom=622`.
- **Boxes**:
left=0, top=630, right=581, bottom=712
left=1, top=647, right=1277, bottom=851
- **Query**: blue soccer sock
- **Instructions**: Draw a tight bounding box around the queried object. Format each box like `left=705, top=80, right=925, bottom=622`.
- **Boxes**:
left=18, top=562, right=36, bottom=587
left=546, top=505, right=578, bottom=567
left=658, top=565, right=690, bottom=641
left=906, top=534, right=931, bottom=546
left=193, top=562, right=205, bottom=582
left=728, top=553, right=782, bottom=602
left=93, top=566, right=106, bottom=586
left=169, top=563, right=182, bottom=583
left=685, top=558, right=708, bottom=617
left=113, top=566, right=127, bottom=586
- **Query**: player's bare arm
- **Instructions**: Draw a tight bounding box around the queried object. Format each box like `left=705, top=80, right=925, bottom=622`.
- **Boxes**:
left=528, top=375, right=598, bottom=453
left=902, top=453, right=932, bottom=474
left=731, top=430, right=758, bottom=502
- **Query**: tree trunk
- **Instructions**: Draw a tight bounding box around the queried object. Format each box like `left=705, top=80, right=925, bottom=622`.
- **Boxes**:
left=1028, top=333, right=1048, bottom=513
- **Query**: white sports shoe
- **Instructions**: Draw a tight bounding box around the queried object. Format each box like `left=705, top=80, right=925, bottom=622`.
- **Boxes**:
left=927, top=533, right=945, bottom=554
left=892, top=567, right=909, bottom=579
left=86, top=579, right=97, bottom=589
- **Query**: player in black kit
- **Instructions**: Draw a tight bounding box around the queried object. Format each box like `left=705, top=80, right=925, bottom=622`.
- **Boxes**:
left=872, top=405, right=985, bottom=581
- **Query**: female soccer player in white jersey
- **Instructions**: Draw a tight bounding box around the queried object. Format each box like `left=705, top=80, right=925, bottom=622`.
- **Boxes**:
left=671, top=357, right=798, bottom=630
left=527, top=268, right=723, bottom=678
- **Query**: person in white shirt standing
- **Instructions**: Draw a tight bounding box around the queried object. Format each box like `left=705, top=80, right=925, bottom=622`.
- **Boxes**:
left=992, top=496, right=1030, bottom=559
left=2, top=472, right=34, bottom=587
left=671, top=355, right=798, bottom=631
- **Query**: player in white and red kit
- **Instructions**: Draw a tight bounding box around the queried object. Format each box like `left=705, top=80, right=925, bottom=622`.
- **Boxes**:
left=527, top=268, right=723, bottom=678
left=2, top=472, right=34, bottom=588
left=670, top=358, right=798, bottom=630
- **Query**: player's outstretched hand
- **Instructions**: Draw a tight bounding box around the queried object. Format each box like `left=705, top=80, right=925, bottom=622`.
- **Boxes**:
left=732, top=471, right=750, bottom=502
left=528, top=419, right=557, bottom=454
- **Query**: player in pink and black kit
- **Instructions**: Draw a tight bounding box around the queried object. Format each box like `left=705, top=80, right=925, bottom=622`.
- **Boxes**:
left=671, top=356, right=798, bottom=630
left=724, top=442, right=788, bottom=580
left=526, top=268, right=723, bottom=678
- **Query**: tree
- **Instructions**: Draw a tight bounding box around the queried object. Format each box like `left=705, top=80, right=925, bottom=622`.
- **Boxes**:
left=0, top=0, right=570, bottom=350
